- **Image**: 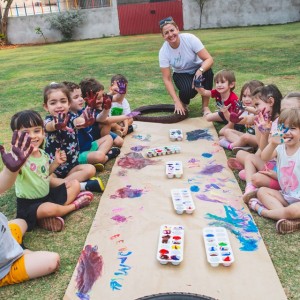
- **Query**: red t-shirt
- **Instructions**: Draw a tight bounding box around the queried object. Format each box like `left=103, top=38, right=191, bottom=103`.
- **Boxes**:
left=211, top=89, right=239, bottom=113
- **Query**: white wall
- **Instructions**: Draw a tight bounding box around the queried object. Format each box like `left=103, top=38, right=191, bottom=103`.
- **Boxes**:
left=7, top=0, right=300, bottom=44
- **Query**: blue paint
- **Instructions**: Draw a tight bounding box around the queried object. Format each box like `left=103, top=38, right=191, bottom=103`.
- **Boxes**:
left=206, top=234, right=214, bottom=237
left=205, top=205, right=260, bottom=251
left=76, top=292, right=90, bottom=300
left=202, top=152, right=212, bottom=158
left=190, top=185, right=200, bottom=192
left=186, top=129, right=214, bottom=141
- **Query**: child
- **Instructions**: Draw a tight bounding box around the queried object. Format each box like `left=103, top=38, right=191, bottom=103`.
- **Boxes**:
left=107, top=74, right=136, bottom=137
left=198, top=69, right=239, bottom=136
left=43, top=82, right=104, bottom=192
left=10, top=110, right=94, bottom=232
left=219, top=80, right=264, bottom=152
left=248, top=108, right=300, bottom=234
left=0, top=131, right=60, bottom=286
left=80, top=78, right=129, bottom=148
left=227, top=84, right=283, bottom=202
left=63, top=81, right=120, bottom=171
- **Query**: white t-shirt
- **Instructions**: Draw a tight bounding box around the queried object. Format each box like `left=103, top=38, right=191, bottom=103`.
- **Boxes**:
left=0, top=213, right=23, bottom=279
left=276, top=144, right=300, bottom=200
left=110, top=98, right=131, bottom=116
left=159, top=33, right=204, bottom=74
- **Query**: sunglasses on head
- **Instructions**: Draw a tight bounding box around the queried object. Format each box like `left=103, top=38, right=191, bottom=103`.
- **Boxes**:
left=159, top=16, right=174, bottom=28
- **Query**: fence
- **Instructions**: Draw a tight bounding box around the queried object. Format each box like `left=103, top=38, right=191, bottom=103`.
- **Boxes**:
left=0, top=0, right=111, bottom=17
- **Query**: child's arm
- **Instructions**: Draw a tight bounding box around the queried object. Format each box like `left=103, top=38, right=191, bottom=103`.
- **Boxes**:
left=197, top=87, right=212, bottom=98
left=0, top=131, right=33, bottom=194
left=49, top=149, right=66, bottom=174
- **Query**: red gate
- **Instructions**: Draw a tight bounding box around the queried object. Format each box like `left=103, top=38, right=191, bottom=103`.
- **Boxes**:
left=117, top=0, right=183, bottom=36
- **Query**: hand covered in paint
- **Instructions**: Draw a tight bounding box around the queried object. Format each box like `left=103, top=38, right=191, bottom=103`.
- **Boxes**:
left=54, top=148, right=67, bottom=165
left=77, top=107, right=96, bottom=127
left=270, top=123, right=290, bottom=144
left=229, top=110, right=244, bottom=123
left=102, top=94, right=112, bottom=110
left=126, top=111, right=141, bottom=118
left=193, top=74, right=205, bottom=88
left=254, top=111, right=272, bottom=134
left=116, top=80, right=127, bottom=94
left=236, top=100, right=246, bottom=112
left=53, top=113, right=73, bottom=132
left=216, top=100, right=231, bottom=113
left=0, top=131, right=33, bottom=172
left=84, top=90, right=98, bottom=109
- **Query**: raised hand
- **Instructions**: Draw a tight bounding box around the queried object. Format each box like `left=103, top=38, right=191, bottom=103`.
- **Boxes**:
left=84, top=90, right=98, bottom=109
left=102, top=94, right=112, bottom=110
left=116, top=80, right=127, bottom=94
left=79, top=107, right=96, bottom=127
left=254, top=111, right=272, bottom=133
left=229, top=110, right=244, bottom=123
left=236, top=100, right=246, bottom=112
left=53, top=113, right=73, bottom=132
left=270, top=123, right=290, bottom=144
left=193, top=74, right=205, bottom=88
left=216, top=100, right=231, bottom=113
left=0, top=131, right=33, bottom=172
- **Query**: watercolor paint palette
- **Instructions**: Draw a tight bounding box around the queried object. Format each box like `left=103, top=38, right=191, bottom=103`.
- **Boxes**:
left=145, top=145, right=181, bottom=158
left=171, top=188, right=195, bottom=214
left=166, top=161, right=183, bottom=179
left=157, top=225, right=184, bottom=265
left=169, top=129, right=183, bottom=141
left=203, top=227, right=234, bottom=267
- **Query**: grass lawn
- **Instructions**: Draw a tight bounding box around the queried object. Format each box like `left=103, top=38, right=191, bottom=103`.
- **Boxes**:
left=0, top=22, right=300, bottom=299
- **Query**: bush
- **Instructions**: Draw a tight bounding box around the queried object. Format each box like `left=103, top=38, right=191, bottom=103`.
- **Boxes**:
left=47, top=9, right=85, bottom=40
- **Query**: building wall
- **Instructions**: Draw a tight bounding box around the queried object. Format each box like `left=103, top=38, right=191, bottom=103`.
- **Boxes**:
left=7, top=0, right=300, bottom=44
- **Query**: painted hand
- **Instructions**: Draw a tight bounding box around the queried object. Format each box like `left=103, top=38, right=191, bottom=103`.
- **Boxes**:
left=126, top=111, right=141, bottom=118
left=0, top=131, right=33, bottom=172
left=54, top=113, right=73, bottom=132
left=270, top=123, right=289, bottom=144
left=193, top=74, right=205, bottom=88
left=216, top=100, right=231, bottom=113
left=254, top=111, right=272, bottom=134
left=102, top=94, right=112, bottom=110
left=81, top=107, right=96, bottom=127
left=236, top=100, right=246, bottom=112
left=229, top=110, right=244, bottom=123
left=84, top=90, right=98, bottom=109
left=116, top=80, right=127, bottom=94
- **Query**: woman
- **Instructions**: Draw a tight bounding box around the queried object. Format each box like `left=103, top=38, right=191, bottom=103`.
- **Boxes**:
left=159, top=17, right=214, bottom=116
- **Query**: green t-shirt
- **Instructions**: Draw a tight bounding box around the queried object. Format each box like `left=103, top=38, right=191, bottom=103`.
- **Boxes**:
left=15, top=149, right=50, bottom=199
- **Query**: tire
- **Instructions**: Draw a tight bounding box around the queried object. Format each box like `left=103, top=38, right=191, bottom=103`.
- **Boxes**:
left=132, top=104, right=188, bottom=124
left=135, top=292, right=217, bottom=300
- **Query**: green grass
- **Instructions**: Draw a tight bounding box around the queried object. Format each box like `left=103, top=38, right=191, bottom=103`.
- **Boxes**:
left=0, top=22, right=300, bottom=299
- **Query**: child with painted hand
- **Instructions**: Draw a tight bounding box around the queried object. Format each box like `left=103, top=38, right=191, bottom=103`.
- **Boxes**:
left=107, top=74, right=137, bottom=137
left=10, top=110, right=94, bottom=232
left=0, top=130, right=60, bottom=286
left=248, top=108, right=300, bottom=234
left=80, top=77, right=131, bottom=148
left=219, top=80, right=264, bottom=153
left=43, top=82, right=104, bottom=193
left=63, top=81, right=121, bottom=172
left=198, top=69, right=239, bottom=136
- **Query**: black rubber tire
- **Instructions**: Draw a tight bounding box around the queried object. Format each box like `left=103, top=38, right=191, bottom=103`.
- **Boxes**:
left=135, top=292, right=217, bottom=300
left=132, top=104, right=188, bottom=124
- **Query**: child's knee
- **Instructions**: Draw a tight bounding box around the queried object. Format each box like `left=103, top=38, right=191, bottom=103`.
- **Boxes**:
left=251, top=173, right=261, bottom=187
left=49, top=252, right=60, bottom=273
left=66, top=179, right=80, bottom=192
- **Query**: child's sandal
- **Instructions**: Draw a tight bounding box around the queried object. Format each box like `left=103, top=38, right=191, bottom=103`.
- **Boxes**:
left=38, top=216, right=65, bottom=232
left=73, top=191, right=94, bottom=210
left=248, top=198, right=265, bottom=216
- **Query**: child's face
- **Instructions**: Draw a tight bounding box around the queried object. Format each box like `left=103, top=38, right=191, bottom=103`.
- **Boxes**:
left=94, top=90, right=105, bottom=110
left=69, top=88, right=84, bottom=113
left=215, top=78, right=234, bottom=95
left=19, top=126, right=44, bottom=155
left=241, top=87, right=253, bottom=107
left=43, top=90, right=70, bottom=116
left=282, top=121, right=300, bottom=146
left=253, top=95, right=272, bottom=116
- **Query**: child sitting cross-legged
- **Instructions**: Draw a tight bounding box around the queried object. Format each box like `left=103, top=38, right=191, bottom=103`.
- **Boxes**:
left=248, top=108, right=300, bottom=234
left=43, top=82, right=104, bottom=193
left=10, top=111, right=94, bottom=232
left=63, top=81, right=121, bottom=172
left=0, top=131, right=60, bottom=286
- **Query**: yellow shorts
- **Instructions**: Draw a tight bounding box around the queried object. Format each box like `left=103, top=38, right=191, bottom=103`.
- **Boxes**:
left=0, top=223, right=29, bottom=287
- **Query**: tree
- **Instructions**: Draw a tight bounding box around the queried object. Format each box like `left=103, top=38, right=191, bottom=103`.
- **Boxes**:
left=195, top=0, right=208, bottom=28
left=0, top=0, right=13, bottom=44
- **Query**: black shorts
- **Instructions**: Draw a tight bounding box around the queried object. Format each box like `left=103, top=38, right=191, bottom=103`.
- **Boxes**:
left=16, top=183, right=67, bottom=231
left=173, top=68, right=214, bottom=105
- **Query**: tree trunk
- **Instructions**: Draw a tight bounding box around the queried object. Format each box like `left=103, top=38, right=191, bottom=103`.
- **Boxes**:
left=1, top=0, right=14, bottom=44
